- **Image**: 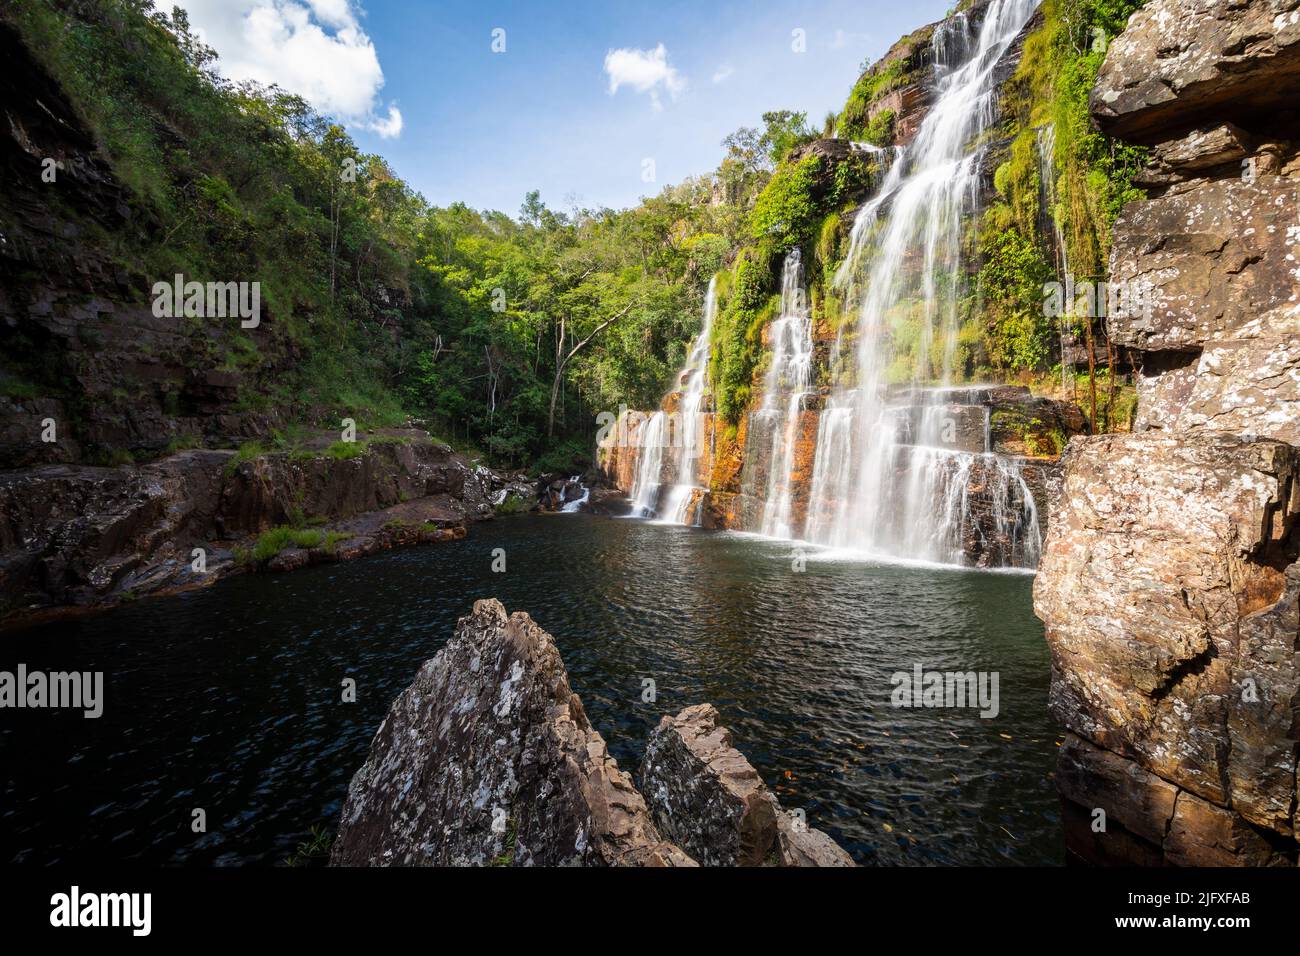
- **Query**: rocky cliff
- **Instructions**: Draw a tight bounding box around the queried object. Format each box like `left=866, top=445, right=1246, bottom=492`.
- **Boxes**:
left=0, top=18, right=291, bottom=467
left=1036, top=0, right=1300, bottom=865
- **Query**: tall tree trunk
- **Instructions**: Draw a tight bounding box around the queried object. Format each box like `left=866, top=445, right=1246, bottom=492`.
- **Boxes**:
left=547, top=304, right=634, bottom=437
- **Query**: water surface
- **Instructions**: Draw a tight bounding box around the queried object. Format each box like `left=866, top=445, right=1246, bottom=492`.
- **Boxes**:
left=0, top=514, right=1062, bottom=865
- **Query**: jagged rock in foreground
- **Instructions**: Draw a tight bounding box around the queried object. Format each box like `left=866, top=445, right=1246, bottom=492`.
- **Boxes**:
left=639, top=704, right=855, bottom=867
left=331, top=599, right=694, bottom=866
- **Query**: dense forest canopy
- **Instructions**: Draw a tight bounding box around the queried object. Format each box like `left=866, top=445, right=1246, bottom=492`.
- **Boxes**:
left=6, top=0, right=1146, bottom=469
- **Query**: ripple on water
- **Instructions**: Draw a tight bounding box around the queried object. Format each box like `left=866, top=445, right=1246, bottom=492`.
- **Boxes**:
left=0, top=513, right=1061, bottom=865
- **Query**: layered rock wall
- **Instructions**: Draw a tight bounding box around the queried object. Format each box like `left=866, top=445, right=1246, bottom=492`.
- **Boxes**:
left=0, top=433, right=494, bottom=627
left=1038, top=0, right=1300, bottom=865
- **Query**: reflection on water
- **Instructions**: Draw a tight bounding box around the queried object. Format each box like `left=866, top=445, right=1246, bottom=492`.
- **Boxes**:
left=0, top=514, right=1062, bottom=865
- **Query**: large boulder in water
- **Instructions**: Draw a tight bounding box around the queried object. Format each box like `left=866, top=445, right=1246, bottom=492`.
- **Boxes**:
left=330, top=599, right=694, bottom=866
left=638, top=704, right=855, bottom=867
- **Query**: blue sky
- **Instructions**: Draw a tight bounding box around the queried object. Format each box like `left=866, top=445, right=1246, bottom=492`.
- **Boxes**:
left=179, top=0, right=954, bottom=215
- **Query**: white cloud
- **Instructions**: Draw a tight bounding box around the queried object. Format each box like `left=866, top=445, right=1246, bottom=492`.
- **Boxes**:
left=711, top=65, right=734, bottom=84
left=830, top=28, right=871, bottom=51
left=604, top=43, right=685, bottom=111
left=176, top=0, right=403, bottom=137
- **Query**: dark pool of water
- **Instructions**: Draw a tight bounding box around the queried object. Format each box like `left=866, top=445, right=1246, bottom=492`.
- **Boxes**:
left=0, top=513, right=1064, bottom=865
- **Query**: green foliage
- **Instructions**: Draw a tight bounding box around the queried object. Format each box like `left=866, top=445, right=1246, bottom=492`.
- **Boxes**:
left=721, top=111, right=817, bottom=170
left=237, top=525, right=350, bottom=564
left=978, top=222, right=1054, bottom=372
left=494, top=493, right=532, bottom=515
left=973, top=0, right=1148, bottom=384
left=839, top=58, right=910, bottom=140
left=222, top=441, right=265, bottom=477
left=323, top=440, right=366, bottom=460
left=748, top=156, right=823, bottom=249
left=282, top=825, right=334, bottom=867
left=7, top=0, right=748, bottom=469
left=710, top=250, right=776, bottom=425
left=860, top=109, right=896, bottom=148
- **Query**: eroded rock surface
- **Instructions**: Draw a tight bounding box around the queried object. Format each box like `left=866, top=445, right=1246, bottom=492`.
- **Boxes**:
left=1039, top=0, right=1300, bottom=864
left=1091, top=0, right=1300, bottom=143
left=331, top=599, right=694, bottom=867
left=639, top=703, right=855, bottom=867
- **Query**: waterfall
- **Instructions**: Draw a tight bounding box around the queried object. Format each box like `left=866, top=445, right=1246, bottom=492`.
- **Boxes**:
left=804, top=0, right=1044, bottom=568
left=641, top=277, right=719, bottom=524
left=560, top=477, right=590, bottom=513
left=629, top=410, right=667, bottom=516
left=758, top=251, right=814, bottom=539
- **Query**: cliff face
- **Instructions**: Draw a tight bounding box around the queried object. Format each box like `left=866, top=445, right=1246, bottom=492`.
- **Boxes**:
left=1037, top=0, right=1300, bottom=865
left=0, top=20, right=287, bottom=468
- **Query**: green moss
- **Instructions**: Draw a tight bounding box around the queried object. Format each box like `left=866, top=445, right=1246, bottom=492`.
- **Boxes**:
left=839, top=57, right=910, bottom=140
left=223, top=440, right=266, bottom=477
left=859, top=109, right=896, bottom=148
left=494, top=493, right=531, bottom=515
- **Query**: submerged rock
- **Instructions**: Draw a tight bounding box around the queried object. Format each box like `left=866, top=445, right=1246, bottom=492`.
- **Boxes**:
left=639, top=704, right=855, bottom=867
left=331, top=599, right=694, bottom=866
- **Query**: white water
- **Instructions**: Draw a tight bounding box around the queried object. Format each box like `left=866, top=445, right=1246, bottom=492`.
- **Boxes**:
left=1037, top=122, right=1072, bottom=392
left=803, top=0, right=1044, bottom=567
left=758, top=251, right=815, bottom=539
left=629, top=410, right=667, bottom=516
left=632, top=279, right=719, bottom=522
left=560, top=477, right=590, bottom=513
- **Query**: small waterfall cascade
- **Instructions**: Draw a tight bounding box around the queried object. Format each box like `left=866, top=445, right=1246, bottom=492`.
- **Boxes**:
left=803, top=0, right=1044, bottom=567
left=631, top=278, right=719, bottom=522
left=758, top=251, right=815, bottom=539
left=560, top=477, right=590, bottom=513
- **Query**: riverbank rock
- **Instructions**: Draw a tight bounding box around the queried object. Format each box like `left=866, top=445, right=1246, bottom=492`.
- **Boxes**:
left=331, top=599, right=694, bottom=867
left=0, top=433, right=491, bottom=628
left=639, top=704, right=855, bottom=867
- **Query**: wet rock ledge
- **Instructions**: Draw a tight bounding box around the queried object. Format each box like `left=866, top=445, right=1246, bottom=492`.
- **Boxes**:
left=331, top=599, right=854, bottom=867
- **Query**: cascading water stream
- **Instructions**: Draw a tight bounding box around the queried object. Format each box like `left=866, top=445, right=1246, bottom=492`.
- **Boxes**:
left=758, top=251, right=814, bottom=539
left=804, top=0, right=1044, bottom=567
left=1036, top=122, right=1072, bottom=392
left=633, top=278, right=719, bottom=522
left=628, top=410, right=667, bottom=516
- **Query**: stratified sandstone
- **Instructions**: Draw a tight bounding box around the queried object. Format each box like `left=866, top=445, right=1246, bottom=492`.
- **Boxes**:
left=639, top=704, right=855, bottom=867
left=1091, top=0, right=1300, bottom=143
left=1036, top=434, right=1299, bottom=857
left=1038, top=0, right=1300, bottom=865
left=331, top=599, right=694, bottom=867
